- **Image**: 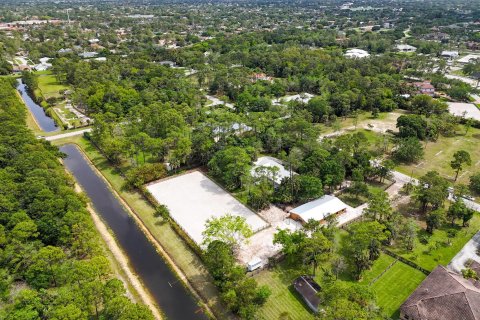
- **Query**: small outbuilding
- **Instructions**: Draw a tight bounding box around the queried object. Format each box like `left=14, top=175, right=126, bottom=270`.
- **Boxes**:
left=289, top=195, right=348, bottom=224
left=293, top=276, right=321, bottom=313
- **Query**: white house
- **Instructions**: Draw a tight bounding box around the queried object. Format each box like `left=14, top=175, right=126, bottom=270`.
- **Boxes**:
left=34, top=57, right=52, bottom=71
left=395, top=44, right=417, bottom=52
left=345, top=48, right=370, bottom=58
left=457, top=54, right=480, bottom=64
left=251, top=156, right=294, bottom=185
left=79, top=52, right=99, bottom=59
left=289, top=195, right=349, bottom=223
left=441, top=50, right=459, bottom=60
left=272, top=93, right=314, bottom=105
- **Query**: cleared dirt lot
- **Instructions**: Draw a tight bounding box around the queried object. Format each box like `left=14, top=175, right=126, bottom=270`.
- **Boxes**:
left=146, top=171, right=268, bottom=245
left=237, top=206, right=301, bottom=265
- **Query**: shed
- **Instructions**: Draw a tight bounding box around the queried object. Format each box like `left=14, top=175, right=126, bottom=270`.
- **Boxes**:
left=289, top=195, right=348, bottom=223
left=293, top=276, right=321, bottom=313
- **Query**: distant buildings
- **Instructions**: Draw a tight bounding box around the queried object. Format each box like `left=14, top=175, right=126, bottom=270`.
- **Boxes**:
left=423, top=32, right=450, bottom=42
left=400, top=266, right=480, bottom=320
left=0, top=19, right=62, bottom=31
left=34, top=57, right=52, bottom=71
left=466, top=41, right=480, bottom=51
left=159, top=60, right=177, bottom=67
left=251, top=72, right=273, bottom=82
left=272, top=93, right=315, bottom=105
left=441, top=50, right=459, bottom=60
left=457, top=54, right=480, bottom=64
left=58, top=48, right=73, bottom=54
left=396, top=44, right=417, bottom=52
left=345, top=48, right=370, bottom=58
left=78, top=52, right=99, bottom=59
left=413, top=81, right=435, bottom=96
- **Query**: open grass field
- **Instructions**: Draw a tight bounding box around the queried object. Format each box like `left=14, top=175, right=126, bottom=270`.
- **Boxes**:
left=396, top=125, right=480, bottom=186
left=391, top=212, right=480, bottom=271
left=35, top=70, right=69, bottom=99
left=52, top=136, right=228, bottom=319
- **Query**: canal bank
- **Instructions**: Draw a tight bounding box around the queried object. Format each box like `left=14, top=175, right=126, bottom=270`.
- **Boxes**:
left=16, top=78, right=59, bottom=133
left=60, top=144, right=208, bottom=320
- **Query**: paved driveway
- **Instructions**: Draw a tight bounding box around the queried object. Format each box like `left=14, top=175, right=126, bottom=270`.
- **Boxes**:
left=448, top=231, right=480, bottom=272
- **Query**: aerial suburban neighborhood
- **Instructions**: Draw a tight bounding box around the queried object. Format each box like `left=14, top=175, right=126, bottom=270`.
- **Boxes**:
left=0, top=0, right=480, bottom=319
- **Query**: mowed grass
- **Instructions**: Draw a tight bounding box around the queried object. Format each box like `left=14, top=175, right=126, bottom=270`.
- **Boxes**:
left=391, top=213, right=480, bottom=271
left=254, top=253, right=424, bottom=320
left=35, top=71, right=69, bottom=99
left=52, top=136, right=228, bottom=319
left=396, top=125, right=480, bottom=186
left=359, top=253, right=396, bottom=284
left=255, top=267, right=315, bottom=320
left=371, top=260, right=426, bottom=319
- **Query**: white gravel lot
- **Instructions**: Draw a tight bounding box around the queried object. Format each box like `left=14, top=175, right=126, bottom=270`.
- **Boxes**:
left=146, top=171, right=268, bottom=245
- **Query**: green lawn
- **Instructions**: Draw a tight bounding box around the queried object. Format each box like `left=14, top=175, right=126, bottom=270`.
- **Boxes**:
left=359, top=254, right=396, bottom=284
left=390, top=213, right=480, bottom=271
left=35, top=70, right=69, bottom=99
left=255, top=266, right=315, bottom=320
left=254, top=253, right=424, bottom=320
left=396, top=125, right=480, bottom=186
left=338, top=179, right=391, bottom=208
left=371, top=260, right=426, bottom=318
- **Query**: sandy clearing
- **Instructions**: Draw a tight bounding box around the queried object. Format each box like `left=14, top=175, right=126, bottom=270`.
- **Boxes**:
left=147, top=171, right=268, bottom=245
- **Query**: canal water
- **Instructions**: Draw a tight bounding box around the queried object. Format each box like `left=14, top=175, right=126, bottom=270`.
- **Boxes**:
left=60, top=144, right=207, bottom=320
left=17, top=78, right=59, bottom=132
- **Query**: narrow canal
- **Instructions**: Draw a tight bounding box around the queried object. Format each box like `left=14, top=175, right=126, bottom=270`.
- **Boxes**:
left=60, top=144, right=207, bottom=320
left=17, top=78, right=59, bottom=132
